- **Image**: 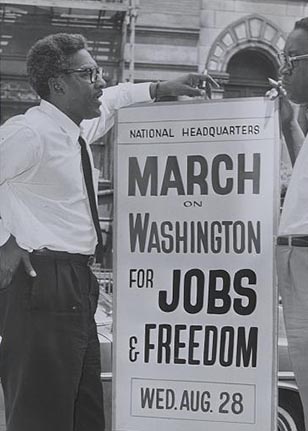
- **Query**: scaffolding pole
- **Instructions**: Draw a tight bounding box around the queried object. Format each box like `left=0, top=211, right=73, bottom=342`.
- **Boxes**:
left=119, top=9, right=129, bottom=83
left=128, top=0, right=138, bottom=83
left=0, top=0, right=129, bottom=11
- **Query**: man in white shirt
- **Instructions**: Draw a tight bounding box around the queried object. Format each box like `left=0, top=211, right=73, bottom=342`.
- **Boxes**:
left=0, top=33, right=211, bottom=431
left=277, top=17, right=308, bottom=430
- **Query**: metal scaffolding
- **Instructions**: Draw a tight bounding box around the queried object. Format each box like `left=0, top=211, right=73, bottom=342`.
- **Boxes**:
left=0, top=0, right=129, bottom=12
left=0, top=0, right=138, bottom=111
left=0, top=0, right=140, bottom=125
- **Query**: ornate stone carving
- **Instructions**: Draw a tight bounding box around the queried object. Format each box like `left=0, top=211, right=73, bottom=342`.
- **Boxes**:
left=206, top=14, right=286, bottom=73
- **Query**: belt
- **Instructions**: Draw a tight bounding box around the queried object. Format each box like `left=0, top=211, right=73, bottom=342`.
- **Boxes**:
left=31, top=248, right=94, bottom=265
left=277, top=236, right=308, bottom=247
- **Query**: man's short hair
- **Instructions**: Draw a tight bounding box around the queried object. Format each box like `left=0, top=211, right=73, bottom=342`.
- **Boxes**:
left=27, top=33, right=87, bottom=99
left=294, top=17, right=308, bottom=33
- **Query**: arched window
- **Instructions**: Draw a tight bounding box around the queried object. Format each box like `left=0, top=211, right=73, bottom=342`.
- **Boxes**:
left=224, top=49, right=278, bottom=98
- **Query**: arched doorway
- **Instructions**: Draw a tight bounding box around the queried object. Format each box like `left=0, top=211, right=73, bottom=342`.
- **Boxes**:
left=224, top=49, right=278, bottom=98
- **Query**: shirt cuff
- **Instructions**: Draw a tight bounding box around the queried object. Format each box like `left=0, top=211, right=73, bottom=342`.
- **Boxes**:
left=0, top=220, right=11, bottom=246
left=130, top=82, right=153, bottom=104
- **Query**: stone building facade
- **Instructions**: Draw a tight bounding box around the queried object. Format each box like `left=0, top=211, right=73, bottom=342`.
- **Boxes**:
left=132, top=0, right=308, bottom=97
left=2, top=0, right=307, bottom=118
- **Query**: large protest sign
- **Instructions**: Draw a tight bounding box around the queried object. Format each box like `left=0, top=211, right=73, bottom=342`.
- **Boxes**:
left=113, top=98, right=280, bottom=431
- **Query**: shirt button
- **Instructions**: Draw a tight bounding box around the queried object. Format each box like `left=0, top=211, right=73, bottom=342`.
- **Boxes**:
left=72, top=306, right=77, bottom=311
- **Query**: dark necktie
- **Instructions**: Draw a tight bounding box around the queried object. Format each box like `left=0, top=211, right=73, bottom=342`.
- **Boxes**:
left=79, top=136, right=104, bottom=263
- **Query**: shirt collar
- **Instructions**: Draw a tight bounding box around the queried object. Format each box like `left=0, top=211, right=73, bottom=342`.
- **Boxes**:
left=39, top=99, right=81, bottom=144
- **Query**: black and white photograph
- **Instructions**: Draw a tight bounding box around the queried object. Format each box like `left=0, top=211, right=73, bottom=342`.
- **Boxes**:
left=0, top=1, right=308, bottom=430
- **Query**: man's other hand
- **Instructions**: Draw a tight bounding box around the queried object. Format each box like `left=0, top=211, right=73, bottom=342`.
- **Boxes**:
left=0, top=235, right=36, bottom=289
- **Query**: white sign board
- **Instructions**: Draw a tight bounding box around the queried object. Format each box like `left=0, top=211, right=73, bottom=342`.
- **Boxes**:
left=114, top=98, right=279, bottom=431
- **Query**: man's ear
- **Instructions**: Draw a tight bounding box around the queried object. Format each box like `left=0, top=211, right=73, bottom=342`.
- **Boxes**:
left=48, top=77, right=65, bottom=95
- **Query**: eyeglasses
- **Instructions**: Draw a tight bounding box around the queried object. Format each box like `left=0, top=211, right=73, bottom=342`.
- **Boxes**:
left=60, top=66, right=104, bottom=84
left=278, top=52, right=308, bottom=71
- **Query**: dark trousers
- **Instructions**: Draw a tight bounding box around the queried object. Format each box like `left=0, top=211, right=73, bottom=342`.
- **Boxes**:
left=0, top=251, right=105, bottom=431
